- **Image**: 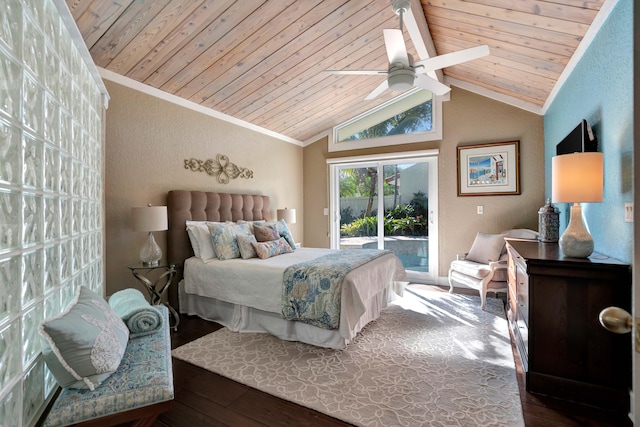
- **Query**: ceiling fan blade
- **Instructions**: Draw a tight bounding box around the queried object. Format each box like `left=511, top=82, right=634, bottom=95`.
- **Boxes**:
left=365, top=80, right=389, bottom=100
left=324, top=70, right=388, bottom=75
left=383, top=29, right=409, bottom=66
left=415, top=74, right=450, bottom=96
left=414, top=45, right=490, bottom=73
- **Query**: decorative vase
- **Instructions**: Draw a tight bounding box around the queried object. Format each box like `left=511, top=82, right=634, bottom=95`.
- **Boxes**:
left=559, top=204, right=594, bottom=258
left=538, top=199, right=559, bottom=243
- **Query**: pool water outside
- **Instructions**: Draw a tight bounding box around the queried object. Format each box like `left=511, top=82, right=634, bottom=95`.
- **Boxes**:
left=340, top=236, right=429, bottom=273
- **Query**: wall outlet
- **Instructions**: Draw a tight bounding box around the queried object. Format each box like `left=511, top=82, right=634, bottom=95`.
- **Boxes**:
left=477, top=206, right=484, bottom=215
left=625, top=203, right=633, bottom=222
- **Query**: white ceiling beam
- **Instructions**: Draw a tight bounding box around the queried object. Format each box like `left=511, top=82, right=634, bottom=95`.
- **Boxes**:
left=445, top=76, right=543, bottom=115
left=404, top=0, right=442, bottom=82
left=98, top=67, right=303, bottom=146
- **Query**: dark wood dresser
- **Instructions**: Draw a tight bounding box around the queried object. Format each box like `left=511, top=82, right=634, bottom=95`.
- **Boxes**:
left=505, top=239, right=631, bottom=413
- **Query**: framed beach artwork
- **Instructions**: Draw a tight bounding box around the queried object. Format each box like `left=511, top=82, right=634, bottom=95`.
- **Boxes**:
left=457, top=140, right=520, bottom=196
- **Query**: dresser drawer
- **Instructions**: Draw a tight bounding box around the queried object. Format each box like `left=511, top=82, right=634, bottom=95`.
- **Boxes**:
left=508, top=300, right=529, bottom=368
left=515, top=265, right=529, bottom=326
left=507, top=244, right=529, bottom=327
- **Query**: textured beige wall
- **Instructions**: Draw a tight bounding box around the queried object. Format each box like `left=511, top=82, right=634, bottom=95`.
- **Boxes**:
left=303, top=87, right=545, bottom=282
left=104, top=80, right=303, bottom=296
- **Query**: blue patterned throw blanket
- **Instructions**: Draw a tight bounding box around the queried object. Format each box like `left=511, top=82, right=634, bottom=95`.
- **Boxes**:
left=282, top=249, right=391, bottom=330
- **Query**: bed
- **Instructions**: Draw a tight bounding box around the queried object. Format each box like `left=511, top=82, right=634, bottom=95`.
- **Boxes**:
left=167, top=190, right=408, bottom=349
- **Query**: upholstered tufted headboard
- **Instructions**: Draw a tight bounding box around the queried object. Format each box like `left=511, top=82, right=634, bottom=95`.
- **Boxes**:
left=166, top=190, right=271, bottom=267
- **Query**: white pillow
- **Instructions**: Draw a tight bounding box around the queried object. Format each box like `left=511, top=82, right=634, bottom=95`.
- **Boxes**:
left=466, top=232, right=508, bottom=264
left=186, top=221, right=223, bottom=260
left=503, top=229, right=539, bottom=239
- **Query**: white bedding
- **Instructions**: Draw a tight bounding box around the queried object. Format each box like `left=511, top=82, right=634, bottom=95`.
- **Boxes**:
left=184, top=247, right=335, bottom=313
left=181, top=247, right=408, bottom=348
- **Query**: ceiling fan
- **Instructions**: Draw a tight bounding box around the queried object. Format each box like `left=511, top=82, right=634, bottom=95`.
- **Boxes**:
left=324, top=0, right=490, bottom=99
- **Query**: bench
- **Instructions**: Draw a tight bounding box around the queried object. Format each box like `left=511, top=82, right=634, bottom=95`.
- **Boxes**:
left=42, top=305, right=174, bottom=427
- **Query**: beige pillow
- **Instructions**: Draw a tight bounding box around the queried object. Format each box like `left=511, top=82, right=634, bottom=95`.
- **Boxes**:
left=466, top=232, right=508, bottom=264
left=254, top=224, right=279, bottom=242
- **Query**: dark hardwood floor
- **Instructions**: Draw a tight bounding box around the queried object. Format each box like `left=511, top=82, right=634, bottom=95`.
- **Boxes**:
left=149, top=285, right=632, bottom=427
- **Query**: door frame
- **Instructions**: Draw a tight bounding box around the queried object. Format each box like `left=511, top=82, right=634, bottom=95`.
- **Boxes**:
left=327, top=149, right=439, bottom=282
left=632, top=2, right=639, bottom=422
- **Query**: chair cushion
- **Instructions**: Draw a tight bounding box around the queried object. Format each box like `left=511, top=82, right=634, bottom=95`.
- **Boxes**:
left=466, top=232, right=508, bottom=263
left=450, top=259, right=492, bottom=279
left=450, top=260, right=509, bottom=282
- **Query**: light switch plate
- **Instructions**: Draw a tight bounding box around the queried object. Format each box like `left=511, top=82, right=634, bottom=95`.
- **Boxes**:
left=625, top=203, right=633, bottom=222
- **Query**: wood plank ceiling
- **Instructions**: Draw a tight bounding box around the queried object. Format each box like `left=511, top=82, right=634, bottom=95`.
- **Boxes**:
left=67, top=0, right=606, bottom=143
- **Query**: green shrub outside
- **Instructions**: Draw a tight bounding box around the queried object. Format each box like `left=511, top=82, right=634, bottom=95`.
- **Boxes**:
left=340, top=192, right=428, bottom=237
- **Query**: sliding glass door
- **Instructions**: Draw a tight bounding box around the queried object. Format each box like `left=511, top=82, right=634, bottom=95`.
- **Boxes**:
left=329, top=152, right=438, bottom=282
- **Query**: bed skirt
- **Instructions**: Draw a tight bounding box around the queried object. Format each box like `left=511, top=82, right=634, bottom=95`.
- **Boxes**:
left=178, top=280, right=404, bottom=349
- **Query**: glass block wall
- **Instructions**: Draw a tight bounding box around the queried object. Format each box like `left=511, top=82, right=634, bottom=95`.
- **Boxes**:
left=0, top=0, right=106, bottom=425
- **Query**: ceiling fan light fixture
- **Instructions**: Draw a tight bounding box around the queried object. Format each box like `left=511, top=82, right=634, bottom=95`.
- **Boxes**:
left=388, top=69, right=415, bottom=91
left=392, top=0, right=411, bottom=16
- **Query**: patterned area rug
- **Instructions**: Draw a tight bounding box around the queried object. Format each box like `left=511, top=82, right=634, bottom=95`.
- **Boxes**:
left=172, top=288, right=524, bottom=426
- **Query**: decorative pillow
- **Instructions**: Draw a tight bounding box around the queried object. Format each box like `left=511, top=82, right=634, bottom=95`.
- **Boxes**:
left=236, top=220, right=266, bottom=234
left=237, top=233, right=258, bottom=259
left=466, top=232, right=509, bottom=264
left=186, top=220, right=221, bottom=260
left=251, top=237, right=293, bottom=259
left=267, top=219, right=296, bottom=250
left=207, top=222, right=251, bottom=260
left=254, top=224, right=280, bottom=242
left=39, top=286, right=129, bottom=391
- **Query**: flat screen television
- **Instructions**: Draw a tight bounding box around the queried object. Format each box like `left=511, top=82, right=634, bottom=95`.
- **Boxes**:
left=556, top=119, right=597, bottom=155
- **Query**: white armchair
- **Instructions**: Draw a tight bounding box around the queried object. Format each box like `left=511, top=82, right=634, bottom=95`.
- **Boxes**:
left=448, top=229, right=538, bottom=310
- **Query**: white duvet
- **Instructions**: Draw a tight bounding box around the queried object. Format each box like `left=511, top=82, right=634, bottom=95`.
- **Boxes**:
left=184, top=247, right=336, bottom=314
left=183, top=247, right=408, bottom=334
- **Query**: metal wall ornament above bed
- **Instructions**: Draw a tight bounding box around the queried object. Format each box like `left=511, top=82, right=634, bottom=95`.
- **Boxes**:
left=184, top=154, right=253, bottom=184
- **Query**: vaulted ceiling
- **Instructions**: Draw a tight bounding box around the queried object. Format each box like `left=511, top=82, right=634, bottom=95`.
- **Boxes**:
left=68, top=0, right=608, bottom=143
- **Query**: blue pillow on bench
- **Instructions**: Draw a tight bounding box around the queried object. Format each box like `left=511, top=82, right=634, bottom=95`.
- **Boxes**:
left=39, top=286, right=129, bottom=390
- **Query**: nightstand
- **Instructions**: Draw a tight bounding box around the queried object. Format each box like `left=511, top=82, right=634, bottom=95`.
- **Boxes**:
left=127, top=262, right=180, bottom=331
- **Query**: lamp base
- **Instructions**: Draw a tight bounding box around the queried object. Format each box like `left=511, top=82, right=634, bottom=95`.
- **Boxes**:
left=140, top=232, right=162, bottom=266
left=559, top=203, right=594, bottom=258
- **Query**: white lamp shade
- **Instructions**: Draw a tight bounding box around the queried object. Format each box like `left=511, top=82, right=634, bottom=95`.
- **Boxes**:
left=276, top=208, right=296, bottom=224
left=131, top=206, right=168, bottom=232
left=551, top=152, right=603, bottom=203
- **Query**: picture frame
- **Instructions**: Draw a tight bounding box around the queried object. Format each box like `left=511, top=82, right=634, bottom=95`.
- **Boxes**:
left=457, top=140, right=520, bottom=196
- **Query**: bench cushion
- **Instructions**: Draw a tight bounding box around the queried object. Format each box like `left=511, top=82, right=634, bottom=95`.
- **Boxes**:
left=44, top=306, right=173, bottom=427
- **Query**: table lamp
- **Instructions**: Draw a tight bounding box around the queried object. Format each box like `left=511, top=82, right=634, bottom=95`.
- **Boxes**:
left=551, top=152, right=603, bottom=258
left=276, top=207, right=296, bottom=224
left=132, top=204, right=168, bottom=266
